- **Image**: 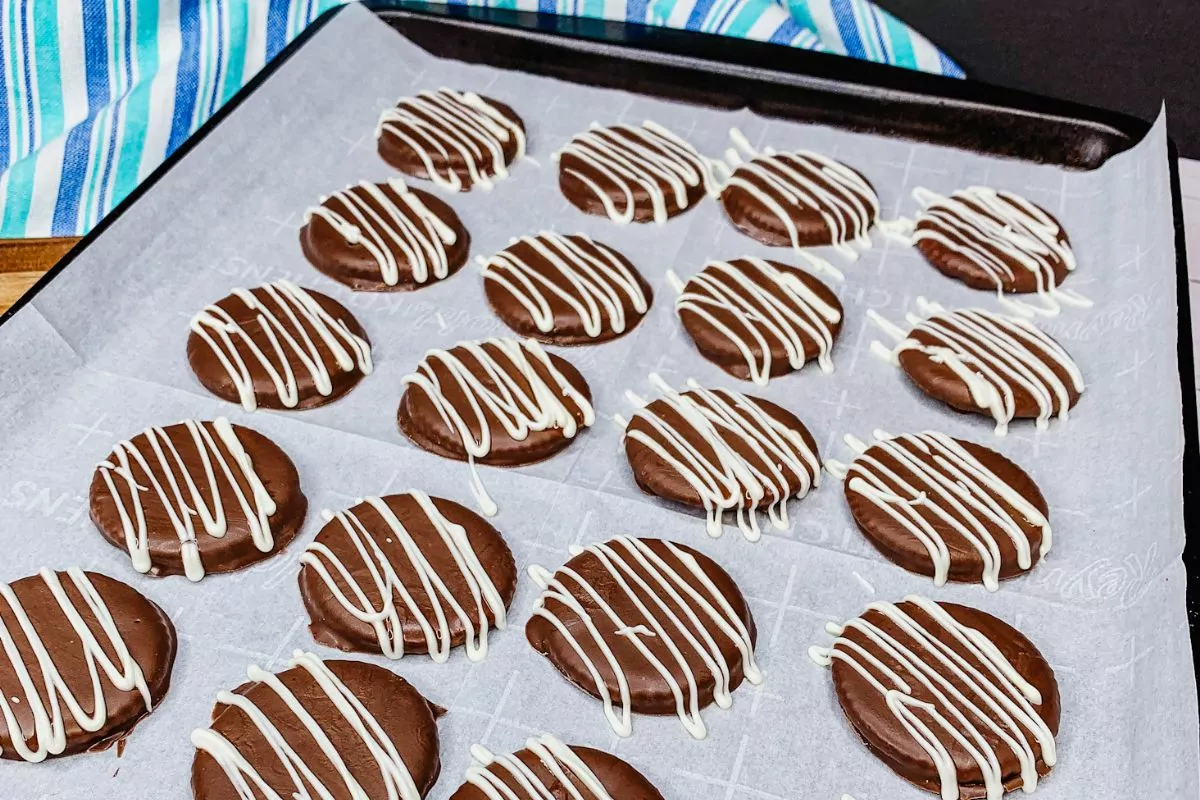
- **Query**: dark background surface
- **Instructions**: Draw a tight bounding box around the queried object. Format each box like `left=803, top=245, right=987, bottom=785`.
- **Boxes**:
left=879, top=1, right=1200, bottom=157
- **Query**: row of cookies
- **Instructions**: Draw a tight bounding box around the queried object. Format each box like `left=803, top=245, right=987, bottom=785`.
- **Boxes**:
left=332, top=87, right=1087, bottom=323
left=0, top=564, right=669, bottom=795
left=177, top=270, right=1072, bottom=584
left=0, top=529, right=1057, bottom=800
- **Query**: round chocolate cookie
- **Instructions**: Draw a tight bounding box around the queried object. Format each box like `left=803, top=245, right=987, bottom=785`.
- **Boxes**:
left=298, top=491, right=518, bottom=660
left=810, top=597, right=1059, bottom=800
left=188, top=279, right=373, bottom=412
left=0, top=568, right=177, bottom=761
left=836, top=431, right=1050, bottom=590
left=191, top=653, right=443, bottom=799
left=554, top=122, right=719, bottom=225
left=398, top=338, right=594, bottom=466
left=452, top=733, right=665, bottom=800
left=911, top=186, right=1082, bottom=315
left=90, top=418, right=308, bottom=581
left=527, top=536, right=760, bottom=739
left=624, top=382, right=821, bottom=541
left=398, top=338, right=594, bottom=514
left=481, top=232, right=653, bottom=345
left=300, top=178, right=470, bottom=292
left=377, top=88, right=525, bottom=192
left=720, top=132, right=880, bottom=256
left=675, top=257, right=843, bottom=385
left=873, top=303, right=1084, bottom=435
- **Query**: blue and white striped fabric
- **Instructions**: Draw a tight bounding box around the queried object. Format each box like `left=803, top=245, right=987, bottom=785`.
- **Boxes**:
left=0, top=0, right=962, bottom=238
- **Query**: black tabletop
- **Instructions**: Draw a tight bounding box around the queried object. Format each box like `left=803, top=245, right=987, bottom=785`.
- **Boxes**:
left=879, top=0, right=1200, bottom=158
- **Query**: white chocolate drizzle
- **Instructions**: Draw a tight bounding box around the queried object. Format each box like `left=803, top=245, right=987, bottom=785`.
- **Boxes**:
left=674, top=257, right=842, bottom=385
left=304, top=178, right=459, bottom=287
left=480, top=231, right=649, bottom=338
left=552, top=121, right=721, bottom=225
left=868, top=298, right=1084, bottom=435
left=724, top=128, right=898, bottom=260
left=0, top=568, right=153, bottom=762
left=465, top=733, right=615, bottom=800
left=191, top=650, right=422, bottom=800
left=377, top=88, right=525, bottom=192
left=401, top=338, right=595, bottom=516
left=809, top=596, right=1056, bottom=800
left=528, top=536, right=761, bottom=739
left=911, top=186, right=1091, bottom=318
left=95, top=418, right=277, bottom=582
left=623, top=374, right=821, bottom=541
left=190, top=279, right=373, bottom=412
left=300, top=491, right=507, bottom=662
left=825, top=430, right=1051, bottom=591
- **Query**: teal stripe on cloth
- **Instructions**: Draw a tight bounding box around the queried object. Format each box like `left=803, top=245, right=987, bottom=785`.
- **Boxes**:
left=723, top=1, right=767, bottom=38
left=35, top=0, right=66, bottom=145
left=0, top=0, right=962, bottom=238
left=220, top=0, right=246, bottom=105
left=0, top=142, right=34, bottom=232
left=881, top=6, right=914, bottom=77
left=112, top=0, right=156, bottom=206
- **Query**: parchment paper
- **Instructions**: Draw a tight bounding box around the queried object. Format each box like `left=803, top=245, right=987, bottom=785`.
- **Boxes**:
left=1, top=5, right=1195, bottom=798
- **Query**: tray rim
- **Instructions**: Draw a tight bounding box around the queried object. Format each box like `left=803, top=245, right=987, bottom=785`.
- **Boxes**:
left=366, top=0, right=1153, bottom=160
left=0, top=0, right=1195, bottom=677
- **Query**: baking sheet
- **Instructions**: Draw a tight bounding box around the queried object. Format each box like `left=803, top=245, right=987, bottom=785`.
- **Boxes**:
left=1, top=4, right=1196, bottom=798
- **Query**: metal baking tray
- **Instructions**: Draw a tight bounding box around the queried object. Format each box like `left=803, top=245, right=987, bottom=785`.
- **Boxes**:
left=0, top=3, right=1195, bottom=792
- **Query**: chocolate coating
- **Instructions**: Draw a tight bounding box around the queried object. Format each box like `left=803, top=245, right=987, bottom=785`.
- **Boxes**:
left=625, top=390, right=820, bottom=513
left=191, top=659, right=443, bottom=799
left=677, top=258, right=843, bottom=382
left=298, top=493, right=518, bottom=657
left=482, top=233, right=653, bottom=345
left=915, top=192, right=1071, bottom=294
left=89, top=421, right=307, bottom=577
left=187, top=284, right=371, bottom=411
left=0, top=570, right=176, bottom=760
left=897, top=316, right=1081, bottom=421
left=845, top=436, right=1049, bottom=584
left=526, top=538, right=756, bottom=716
left=556, top=123, right=712, bottom=223
left=830, top=601, right=1059, bottom=799
left=397, top=343, right=593, bottom=467
left=300, top=181, right=470, bottom=292
left=450, top=743, right=665, bottom=800
left=720, top=153, right=877, bottom=247
left=378, top=90, right=524, bottom=191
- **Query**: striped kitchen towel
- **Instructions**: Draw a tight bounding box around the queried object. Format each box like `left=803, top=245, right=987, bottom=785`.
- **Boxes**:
left=0, top=0, right=962, bottom=238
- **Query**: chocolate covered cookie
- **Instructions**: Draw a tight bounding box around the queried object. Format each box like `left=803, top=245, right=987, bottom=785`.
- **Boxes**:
left=191, top=652, right=443, bottom=799
left=911, top=186, right=1088, bottom=317
left=828, top=431, right=1051, bottom=590
left=673, top=257, right=843, bottom=385
left=870, top=301, right=1084, bottom=435
left=721, top=130, right=880, bottom=257
left=0, top=568, right=176, bottom=761
left=481, top=231, right=652, bottom=344
left=298, top=491, right=518, bottom=660
left=622, top=379, right=821, bottom=540
left=398, top=338, right=594, bottom=515
left=453, top=733, right=665, bottom=800
left=300, top=178, right=470, bottom=292
left=554, top=122, right=720, bottom=224
left=188, top=279, right=373, bottom=412
left=527, top=536, right=760, bottom=739
left=810, top=597, right=1059, bottom=800
left=377, top=88, right=525, bottom=192
left=90, top=418, right=308, bottom=581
